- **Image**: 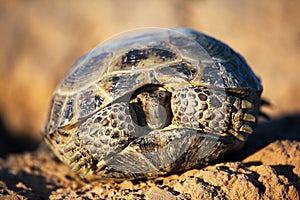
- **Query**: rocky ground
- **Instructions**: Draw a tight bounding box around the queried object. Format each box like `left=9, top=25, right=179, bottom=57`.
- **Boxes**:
left=0, top=1, right=300, bottom=199
left=0, top=115, right=300, bottom=199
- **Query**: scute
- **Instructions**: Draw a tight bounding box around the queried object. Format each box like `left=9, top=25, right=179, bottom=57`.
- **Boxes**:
left=78, top=86, right=104, bottom=119
left=58, top=52, right=112, bottom=93
left=178, top=28, right=262, bottom=91
left=110, top=48, right=178, bottom=71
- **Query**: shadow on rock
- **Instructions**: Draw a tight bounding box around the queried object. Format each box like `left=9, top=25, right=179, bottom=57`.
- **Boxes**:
left=0, top=167, right=56, bottom=199
left=271, top=164, right=300, bottom=192
left=0, top=116, right=40, bottom=157
left=222, top=112, right=300, bottom=162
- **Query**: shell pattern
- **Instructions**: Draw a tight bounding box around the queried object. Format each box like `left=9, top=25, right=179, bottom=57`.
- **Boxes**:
left=43, top=28, right=262, bottom=180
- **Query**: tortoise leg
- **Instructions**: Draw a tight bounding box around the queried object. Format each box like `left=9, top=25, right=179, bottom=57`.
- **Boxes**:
left=171, top=86, right=257, bottom=141
left=77, top=102, right=137, bottom=163
left=171, top=86, right=227, bottom=134
left=60, top=102, right=137, bottom=178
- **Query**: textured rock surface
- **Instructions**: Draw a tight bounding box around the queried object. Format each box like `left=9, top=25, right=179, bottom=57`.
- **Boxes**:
left=1, top=1, right=300, bottom=199
left=0, top=139, right=299, bottom=199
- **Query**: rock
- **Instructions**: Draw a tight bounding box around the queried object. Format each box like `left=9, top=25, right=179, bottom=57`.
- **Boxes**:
left=0, top=140, right=299, bottom=199
left=0, top=181, right=27, bottom=200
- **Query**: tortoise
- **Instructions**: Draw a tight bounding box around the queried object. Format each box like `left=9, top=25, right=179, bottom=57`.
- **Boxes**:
left=43, top=28, right=262, bottom=180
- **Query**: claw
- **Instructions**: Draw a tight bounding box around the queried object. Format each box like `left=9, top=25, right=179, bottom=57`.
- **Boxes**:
left=243, top=113, right=256, bottom=122
left=72, top=160, right=86, bottom=171
left=227, top=129, right=246, bottom=141
left=235, top=133, right=246, bottom=142
left=239, top=124, right=253, bottom=134
left=241, top=100, right=252, bottom=109
left=64, top=142, right=75, bottom=153
left=69, top=152, right=82, bottom=163
left=233, top=99, right=241, bottom=109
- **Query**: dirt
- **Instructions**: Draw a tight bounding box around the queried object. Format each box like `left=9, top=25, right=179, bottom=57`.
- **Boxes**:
left=0, top=119, right=299, bottom=199
left=0, top=1, right=299, bottom=199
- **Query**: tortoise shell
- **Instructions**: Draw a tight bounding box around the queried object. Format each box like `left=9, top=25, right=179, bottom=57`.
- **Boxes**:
left=43, top=28, right=262, bottom=180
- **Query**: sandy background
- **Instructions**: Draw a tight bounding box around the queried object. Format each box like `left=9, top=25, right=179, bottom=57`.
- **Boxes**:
left=0, top=1, right=299, bottom=199
left=1, top=0, right=300, bottom=142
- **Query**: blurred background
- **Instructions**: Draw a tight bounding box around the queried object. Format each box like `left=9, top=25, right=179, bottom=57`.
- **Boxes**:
left=0, top=0, right=299, bottom=155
